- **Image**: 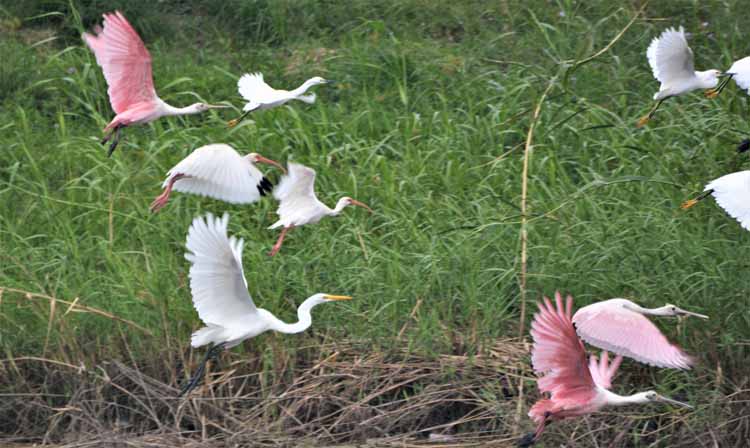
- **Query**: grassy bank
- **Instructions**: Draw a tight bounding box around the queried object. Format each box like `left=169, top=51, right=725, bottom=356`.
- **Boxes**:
left=1, top=0, right=749, bottom=445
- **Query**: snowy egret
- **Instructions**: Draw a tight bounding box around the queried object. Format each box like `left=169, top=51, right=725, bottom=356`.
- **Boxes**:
left=572, top=298, right=707, bottom=369
left=522, top=292, right=693, bottom=446
left=227, top=72, right=331, bottom=127
left=150, top=143, right=285, bottom=212
left=705, top=56, right=750, bottom=98
left=638, top=26, right=721, bottom=127
left=681, top=170, right=750, bottom=231
left=179, top=212, right=352, bottom=396
left=267, top=162, right=372, bottom=257
left=82, top=11, right=227, bottom=157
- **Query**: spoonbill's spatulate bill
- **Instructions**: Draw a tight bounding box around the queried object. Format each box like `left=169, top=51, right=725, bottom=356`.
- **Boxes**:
left=150, top=143, right=285, bottom=212
left=82, top=11, right=227, bottom=157
left=267, top=162, right=372, bottom=257
left=522, top=292, right=693, bottom=446
left=638, top=26, right=721, bottom=127
left=681, top=170, right=750, bottom=231
left=572, top=298, right=707, bottom=369
left=227, top=72, right=331, bottom=127
left=179, top=213, right=352, bottom=396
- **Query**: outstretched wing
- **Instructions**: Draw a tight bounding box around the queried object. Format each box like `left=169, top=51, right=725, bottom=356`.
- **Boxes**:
left=166, top=144, right=267, bottom=204
left=82, top=11, right=156, bottom=114
left=530, top=292, right=597, bottom=401
left=646, top=26, right=695, bottom=84
left=706, top=170, right=750, bottom=231
left=238, top=72, right=280, bottom=107
left=185, top=213, right=258, bottom=327
left=572, top=300, right=693, bottom=369
left=270, top=162, right=322, bottom=228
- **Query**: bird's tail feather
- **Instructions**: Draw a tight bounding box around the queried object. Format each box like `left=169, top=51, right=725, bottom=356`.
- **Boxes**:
left=191, top=325, right=221, bottom=348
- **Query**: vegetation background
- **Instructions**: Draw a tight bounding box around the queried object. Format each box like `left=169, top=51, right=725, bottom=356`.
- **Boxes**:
left=1, top=0, right=748, bottom=446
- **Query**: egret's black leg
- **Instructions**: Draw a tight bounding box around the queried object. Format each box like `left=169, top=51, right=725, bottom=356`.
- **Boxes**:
left=681, top=189, right=714, bottom=210
left=178, top=343, right=225, bottom=397
left=107, top=126, right=123, bottom=158
left=637, top=99, right=666, bottom=128
left=706, top=74, right=734, bottom=98
left=227, top=110, right=251, bottom=128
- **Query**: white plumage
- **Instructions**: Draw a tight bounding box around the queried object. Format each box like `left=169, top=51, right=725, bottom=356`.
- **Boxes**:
left=150, top=144, right=280, bottom=212
left=704, top=171, right=750, bottom=231
left=726, top=57, right=750, bottom=94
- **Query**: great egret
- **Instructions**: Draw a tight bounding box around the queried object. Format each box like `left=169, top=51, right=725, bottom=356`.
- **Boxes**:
left=267, top=162, right=372, bottom=256
left=638, top=26, right=721, bottom=127
left=522, top=292, right=693, bottom=446
left=572, top=298, right=707, bottom=369
left=681, top=170, right=750, bottom=231
left=179, top=212, right=352, bottom=396
left=82, top=11, right=227, bottom=156
left=150, top=143, right=285, bottom=212
left=705, top=56, right=750, bottom=97
left=227, top=72, right=331, bottom=127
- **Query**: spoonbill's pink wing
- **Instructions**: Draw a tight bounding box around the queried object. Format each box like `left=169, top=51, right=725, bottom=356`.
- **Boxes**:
left=530, top=291, right=596, bottom=399
left=587, top=351, right=622, bottom=390
left=185, top=213, right=258, bottom=331
left=646, top=27, right=695, bottom=86
left=572, top=302, right=693, bottom=369
left=165, top=144, right=267, bottom=204
left=82, top=11, right=156, bottom=114
left=706, top=170, right=750, bottom=231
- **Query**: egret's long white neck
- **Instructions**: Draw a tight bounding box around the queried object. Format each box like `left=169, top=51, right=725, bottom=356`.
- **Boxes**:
left=266, top=296, right=322, bottom=334
left=290, top=79, right=317, bottom=98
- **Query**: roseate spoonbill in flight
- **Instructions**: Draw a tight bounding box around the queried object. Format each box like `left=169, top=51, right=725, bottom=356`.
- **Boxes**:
left=267, top=162, right=372, bottom=257
left=82, top=11, right=227, bottom=157
left=681, top=170, right=750, bottom=231
left=637, top=26, right=721, bottom=127
left=705, top=56, right=750, bottom=98
left=149, top=143, right=285, bottom=213
left=572, top=298, right=708, bottom=369
left=227, top=72, right=331, bottom=127
left=521, top=292, right=692, bottom=446
left=179, top=212, right=352, bottom=396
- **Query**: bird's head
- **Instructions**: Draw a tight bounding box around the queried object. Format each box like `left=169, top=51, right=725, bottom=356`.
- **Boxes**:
left=306, top=293, right=353, bottom=307
left=640, top=391, right=693, bottom=409
left=334, top=196, right=373, bottom=214
left=308, top=76, right=331, bottom=86
left=698, top=69, right=722, bottom=87
left=191, top=102, right=230, bottom=113
left=246, top=153, right=286, bottom=173
left=661, top=303, right=709, bottom=319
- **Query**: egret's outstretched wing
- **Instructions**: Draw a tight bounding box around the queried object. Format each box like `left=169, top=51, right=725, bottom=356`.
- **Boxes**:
left=531, top=292, right=597, bottom=400
left=647, top=27, right=695, bottom=84
left=572, top=301, right=693, bottom=369
left=587, top=351, right=622, bottom=390
left=82, top=11, right=156, bottom=114
left=238, top=72, right=279, bottom=108
left=706, top=171, right=750, bottom=231
left=166, top=144, right=267, bottom=204
left=185, top=213, right=258, bottom=327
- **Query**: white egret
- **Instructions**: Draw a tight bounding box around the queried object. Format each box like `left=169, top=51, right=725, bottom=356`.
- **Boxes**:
left=150, top=143, right=285, bottom=212
left=638, top=26, right=721, bottom=127
left=681, top=170, right=750, bottom=231
left=705, top=56, right=750, bottom=97
left=267, top=162, right=372, bottom=257
left=179, top=212, right=352, bottom=396
left=227, top=72, right=331, bottom=127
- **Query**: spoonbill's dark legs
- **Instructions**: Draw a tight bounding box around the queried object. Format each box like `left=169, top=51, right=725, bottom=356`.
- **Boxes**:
left=268, top=225, right=293, bottom=257
left=103, top=125, right=124, bottom=157
left=178, top=342, right=226, bottom=397
left=150, top=173, right=187, bottom=213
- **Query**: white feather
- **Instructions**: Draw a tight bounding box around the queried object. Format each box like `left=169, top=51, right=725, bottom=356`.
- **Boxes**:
left=269, top=162, right=330, bottom=229
left=236, top=72, right=325, bottom=112
left=728, top=57, right=750, bottom=94
left=706, top=171, right=750, bottom=231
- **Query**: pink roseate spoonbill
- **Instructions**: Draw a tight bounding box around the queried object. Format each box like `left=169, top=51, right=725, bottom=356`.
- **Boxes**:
left=179, top=212, right=352, bottom=396
left=267, top=162, right=372, bottom=257
left=681, top=171, right=750, bottom=231
left=82, top=11, right=227, bottom=157
left=572, top=298, right=707, bottom=370
left=637, top=26, right=721, bottom=127
left=227, top=72, right=331, bottom=127
left=149, top=143, right=285, bottom=213
left=522, top=292, right=692, bottom=446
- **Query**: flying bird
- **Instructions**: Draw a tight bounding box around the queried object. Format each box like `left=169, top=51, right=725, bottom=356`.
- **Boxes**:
left=572, top=298, right=707, bottom=369
left=267, top=162, right=372, bottom=256
left=681, top=170, right=750, bottom=231
left=179, top=212, right=352, bottom=396
left=82, top=11, right=227, bottom=157
left=227, top=72, right=331, bottom=127
left=705, top=56, right=750, bottom=98
left=150, top=143, right=285, bottom=212
left=638, top=26, right=721, bottom=127
left=522, top=292, right=692, bottom=446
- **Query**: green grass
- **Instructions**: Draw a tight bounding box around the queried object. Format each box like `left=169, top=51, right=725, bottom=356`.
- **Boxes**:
left=1, top=0, right=750, bottom=443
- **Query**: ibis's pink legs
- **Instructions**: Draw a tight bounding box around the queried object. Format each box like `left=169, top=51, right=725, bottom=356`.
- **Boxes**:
left=150, top=173, right=187, bottom=213
left=268, top=225, right=293, bottom=257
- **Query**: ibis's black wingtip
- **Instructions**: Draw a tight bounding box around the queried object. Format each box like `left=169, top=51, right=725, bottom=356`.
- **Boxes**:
left=737, top=138, right=750, bottom=153
left=257, top=176, right=274, bottom=197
